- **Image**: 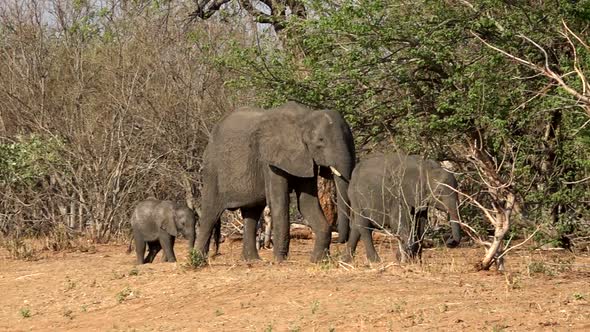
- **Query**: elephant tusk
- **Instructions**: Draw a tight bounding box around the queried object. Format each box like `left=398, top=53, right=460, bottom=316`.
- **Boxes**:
left=330, top=166, right=342, bottom=177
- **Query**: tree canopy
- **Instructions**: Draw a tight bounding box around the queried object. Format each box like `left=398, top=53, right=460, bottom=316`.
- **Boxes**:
left=211, top=0, right=590, bottom=255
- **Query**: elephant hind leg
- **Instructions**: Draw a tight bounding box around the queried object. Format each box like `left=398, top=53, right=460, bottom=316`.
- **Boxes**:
left=133, top=230, right=147, bottom=264
left=145, top=241, right=161, bottom=263
left=360, top=225, right=380, bottom=263
left=241, top=206, right=265, bottom=261
left=397, top=209, right=427, bottom=263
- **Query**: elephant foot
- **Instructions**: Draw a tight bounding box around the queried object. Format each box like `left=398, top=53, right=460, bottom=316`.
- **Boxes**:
left=272, top=244, right=289, bottom=263
left=310, top=232, right=331, bottom=263
left=367, top=253, right=381, bottom=263
left=273, top=252, right=288, bottom=263
left=340, top=252, right=353, bottom=263
left=445, top=238, right=460, bottom=248
left=242, top=250, right=261, bottom=261
left=310, top=248, right=330, bottom=264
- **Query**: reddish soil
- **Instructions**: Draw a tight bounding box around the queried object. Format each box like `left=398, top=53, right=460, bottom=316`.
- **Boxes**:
left=1, top=237, right=589, bottom=331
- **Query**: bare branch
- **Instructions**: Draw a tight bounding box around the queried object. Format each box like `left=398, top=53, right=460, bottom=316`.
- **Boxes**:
left=562, top=20, right=590, bottom=49
left=563, top=175, right=590, bottom=185
left=471, top=30, right=590, bottom=117
left=497, top=226, right=541, bottom=259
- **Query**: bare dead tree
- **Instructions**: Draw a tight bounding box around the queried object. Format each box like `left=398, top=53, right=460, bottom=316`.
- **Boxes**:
left=0, top=0, right=249, bottom=246
left=448, top=138, right=520, bottom=270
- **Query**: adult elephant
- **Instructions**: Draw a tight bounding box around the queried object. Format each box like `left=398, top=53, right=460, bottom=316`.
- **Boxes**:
left=195, top=102, right=355, bottom=263
left=129, top=199, right=220, bottom=264
left=343, top=152, right=462, bottom=263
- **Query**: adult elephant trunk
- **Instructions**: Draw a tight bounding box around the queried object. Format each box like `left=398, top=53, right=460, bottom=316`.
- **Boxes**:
left=446, top=206, right=462, bottom=248
left=334, top=175, right=351, bottom=242
left=436, top=191, right=462, bottom=248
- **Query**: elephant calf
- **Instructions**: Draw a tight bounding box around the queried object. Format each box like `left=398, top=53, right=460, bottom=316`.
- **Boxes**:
left=343, top=153, right=462, bottom=263
left=129, top=199, right=220, bottom=264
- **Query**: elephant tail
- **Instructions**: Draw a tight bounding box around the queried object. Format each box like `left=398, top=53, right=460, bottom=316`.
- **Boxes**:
left=213, top=220, right=222, bottom=255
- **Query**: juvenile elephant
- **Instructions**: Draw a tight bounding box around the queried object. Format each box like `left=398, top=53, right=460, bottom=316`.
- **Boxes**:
left=195, top=101, right=355, bottom=263
left=130, top=199, right=220, bottom=264
left=343, top=153, right=462, bottom=263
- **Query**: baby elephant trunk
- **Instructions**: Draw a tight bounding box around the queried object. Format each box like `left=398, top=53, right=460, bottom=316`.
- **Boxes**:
left=187, top=232, right=196, bottom=250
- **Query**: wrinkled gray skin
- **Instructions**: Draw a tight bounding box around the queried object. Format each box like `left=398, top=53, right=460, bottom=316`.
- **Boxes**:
left=195, top=102, right=355, bottom=263
left=130, top=199, right=213, bottom=264
left=343, top=153, right=462, bottom=263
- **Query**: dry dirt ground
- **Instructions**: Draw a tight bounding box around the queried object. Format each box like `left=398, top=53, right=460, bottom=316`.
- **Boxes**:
left=1, top=236, right=589, bottom=332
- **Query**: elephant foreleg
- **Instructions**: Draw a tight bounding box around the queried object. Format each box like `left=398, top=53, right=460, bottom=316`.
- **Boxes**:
left=241, top=206, right=264, bottom=261
left=395, top=208, right=415, bottom=263
left=267, top=169, right=291, bottom=262
left=195, top=177, right=224, bottom=258
left=359, top=221, right=379, bottom=263
left=296, top=181, right=332, bottom=263
left=159, top=234, right=176, bottom=263
left=161, top=237, right=176, bottom=262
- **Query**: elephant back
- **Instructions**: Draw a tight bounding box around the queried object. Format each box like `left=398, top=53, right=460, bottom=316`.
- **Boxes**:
left=348, top=153, right=405, bottom=223
left=203, top=109, right=269, bottom=205
left=349, top=152, right=432, bottom=216
left=131, top=199, right=175, bottom=241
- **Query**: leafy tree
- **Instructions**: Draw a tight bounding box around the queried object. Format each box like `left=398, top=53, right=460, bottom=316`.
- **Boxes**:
left=0, top=135, right=63, bottom=187
left=206, top=0, right=590, bottom=268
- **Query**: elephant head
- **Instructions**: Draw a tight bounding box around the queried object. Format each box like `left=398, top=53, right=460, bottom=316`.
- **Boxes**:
left=402, top=156, right=462, bottom=248
left=302, top=109, right=355, bottom=242
left=162, top=205, right=196, bottom=248
left=423, top=165, right=462, bottom=247
left=257, top=102, right=355, bottom=241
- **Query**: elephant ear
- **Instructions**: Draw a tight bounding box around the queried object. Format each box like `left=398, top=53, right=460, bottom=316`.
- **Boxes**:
left=257, top=114, right=314, bottom=178
left=161, top=208, right=178, bottom=237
